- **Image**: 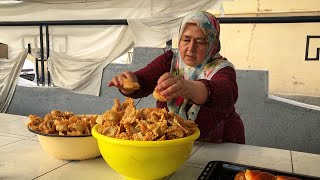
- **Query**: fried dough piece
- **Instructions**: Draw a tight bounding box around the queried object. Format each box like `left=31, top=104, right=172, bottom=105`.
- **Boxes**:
left=234, top=171, right=246, bottom=180
left=153, top=90, right=167, bottom=102
left=244, top=169, right=276, bottom=180
left=28, top=115, right=44, bottom=131
left=276, top=176, right=302, bottom=180
left=122, top=78, right=140, bottom=91
left=234, top=170, right=302, bottom=180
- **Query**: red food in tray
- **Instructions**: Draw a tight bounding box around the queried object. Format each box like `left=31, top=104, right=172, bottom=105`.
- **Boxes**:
left=198, top=161, right=318, bottom=180
left=234, top=169, right=302, bottom=180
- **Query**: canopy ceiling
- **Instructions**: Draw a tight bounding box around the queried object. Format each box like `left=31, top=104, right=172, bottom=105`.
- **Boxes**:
left=0, top=0, right=225, bottom=97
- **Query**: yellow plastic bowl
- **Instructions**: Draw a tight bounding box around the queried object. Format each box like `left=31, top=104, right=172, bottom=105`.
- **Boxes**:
left=92, top=124, right=200, bottom=180
left=28, top=127, right=101, bottom=160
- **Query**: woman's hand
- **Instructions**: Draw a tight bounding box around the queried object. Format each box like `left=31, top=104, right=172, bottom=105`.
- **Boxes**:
left=155, top=72, right=192, bottom=100
left=108, top=71, right=138, bottom=95
left=155, top=72, right=208, bottom=104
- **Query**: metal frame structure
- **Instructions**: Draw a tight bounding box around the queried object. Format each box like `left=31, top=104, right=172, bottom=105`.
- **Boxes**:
left=305, top=35, right=320, bottom=61
left=1, top=16, right=320, bottom=86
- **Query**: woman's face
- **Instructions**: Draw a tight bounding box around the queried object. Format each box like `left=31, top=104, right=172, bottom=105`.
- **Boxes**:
left=179, top=23, right=208, bottom=67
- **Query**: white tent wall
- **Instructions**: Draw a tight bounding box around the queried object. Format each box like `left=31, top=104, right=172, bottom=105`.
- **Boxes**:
left=0, top=0, right=224, bottom=97
left=0, top=26, right=35, bottom=112
left=0, top=27, right=38, bottom=59
left=0, top=50, right=28, bottom=112
left=0, top=1, right=151, bottom=21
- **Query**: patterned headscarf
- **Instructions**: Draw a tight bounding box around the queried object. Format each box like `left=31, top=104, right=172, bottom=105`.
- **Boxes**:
left=167, top=11, right=234, bottom=121
left=178, top=11, right=222, bottom=66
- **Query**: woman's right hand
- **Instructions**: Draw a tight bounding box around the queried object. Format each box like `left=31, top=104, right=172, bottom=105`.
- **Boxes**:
left=108, top=71, right=138, bottom=95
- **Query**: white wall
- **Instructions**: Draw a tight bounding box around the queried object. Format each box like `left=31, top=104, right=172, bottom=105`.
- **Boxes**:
left=173, top=0, right=320, bottom=98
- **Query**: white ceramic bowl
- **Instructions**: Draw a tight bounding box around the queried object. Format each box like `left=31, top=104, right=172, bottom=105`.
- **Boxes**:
left=28, top=127, right=101, bottom=160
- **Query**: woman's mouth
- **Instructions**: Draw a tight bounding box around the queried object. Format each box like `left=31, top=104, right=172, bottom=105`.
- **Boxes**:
left=186, top=55, right=195, bottom=60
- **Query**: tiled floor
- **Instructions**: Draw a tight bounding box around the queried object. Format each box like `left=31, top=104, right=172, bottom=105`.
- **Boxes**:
left=0, top=113, right=22, bottom=122
left=187, top=143, right=293, bottom=173
left=0, top=135, right=24, bottom=146
left=36, top=158, right=123, bottom=180
left=291, top=151, right=320, bottom=178
left=0, top=139, right=69, bottom=179
left=0, top=118, right=33, bottom=137
left=1, top=113, right=319, bottom=180
left=169, top=163, right=206, bottom=180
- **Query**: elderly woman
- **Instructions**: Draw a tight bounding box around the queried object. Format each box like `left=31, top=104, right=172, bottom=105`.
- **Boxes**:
left=108, top=11, right=245, bottom=144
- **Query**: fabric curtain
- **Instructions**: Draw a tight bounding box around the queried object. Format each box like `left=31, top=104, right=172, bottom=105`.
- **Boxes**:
left=0, top=49, right=28, bottom=112
left=0, top=0, right=224, bottom=96
left=128, top=0, right=224, bottom=47
left=47, top=26, right=134, bottom=95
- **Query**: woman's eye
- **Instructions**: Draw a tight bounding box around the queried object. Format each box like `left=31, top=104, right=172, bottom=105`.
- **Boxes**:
left=196, top=40, right=207, bottom=44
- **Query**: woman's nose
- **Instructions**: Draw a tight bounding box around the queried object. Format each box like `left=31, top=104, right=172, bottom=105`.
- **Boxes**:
left=187, top=39, right=196, bottom=51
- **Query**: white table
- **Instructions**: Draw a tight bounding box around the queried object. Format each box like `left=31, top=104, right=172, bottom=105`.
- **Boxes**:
left=1, top=113, right=319, bottom=180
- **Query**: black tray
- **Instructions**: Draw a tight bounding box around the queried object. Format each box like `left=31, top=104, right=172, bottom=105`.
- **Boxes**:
left=197, top=161, right=319, bottom=180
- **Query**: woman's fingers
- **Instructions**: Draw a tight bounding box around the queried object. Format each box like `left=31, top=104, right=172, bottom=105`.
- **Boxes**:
left=161, top=84, right=179, bottom=99
left=157, top=72, right=173, bottom=84
left=157, top=75, right=187, bottom=99
left=108, top=81, right=114, bottom=87
left=162, top=77, right=181, bottom=95
left=108, top=71, right=136, bottom=89
left=123, top=71, right=137, bottom=82
left=108, top=76, right=121, bottom=88
left=156, top=73, right=175, bottom=91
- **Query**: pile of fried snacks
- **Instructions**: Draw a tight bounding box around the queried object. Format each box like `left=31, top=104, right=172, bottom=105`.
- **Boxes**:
left=96, top=98, right=198, bottom=141
left=27, top=110, right=98, bottom=136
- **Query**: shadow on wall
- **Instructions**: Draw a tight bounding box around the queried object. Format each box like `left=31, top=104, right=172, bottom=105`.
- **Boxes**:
left=6, top=47, right=320, bottom=154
